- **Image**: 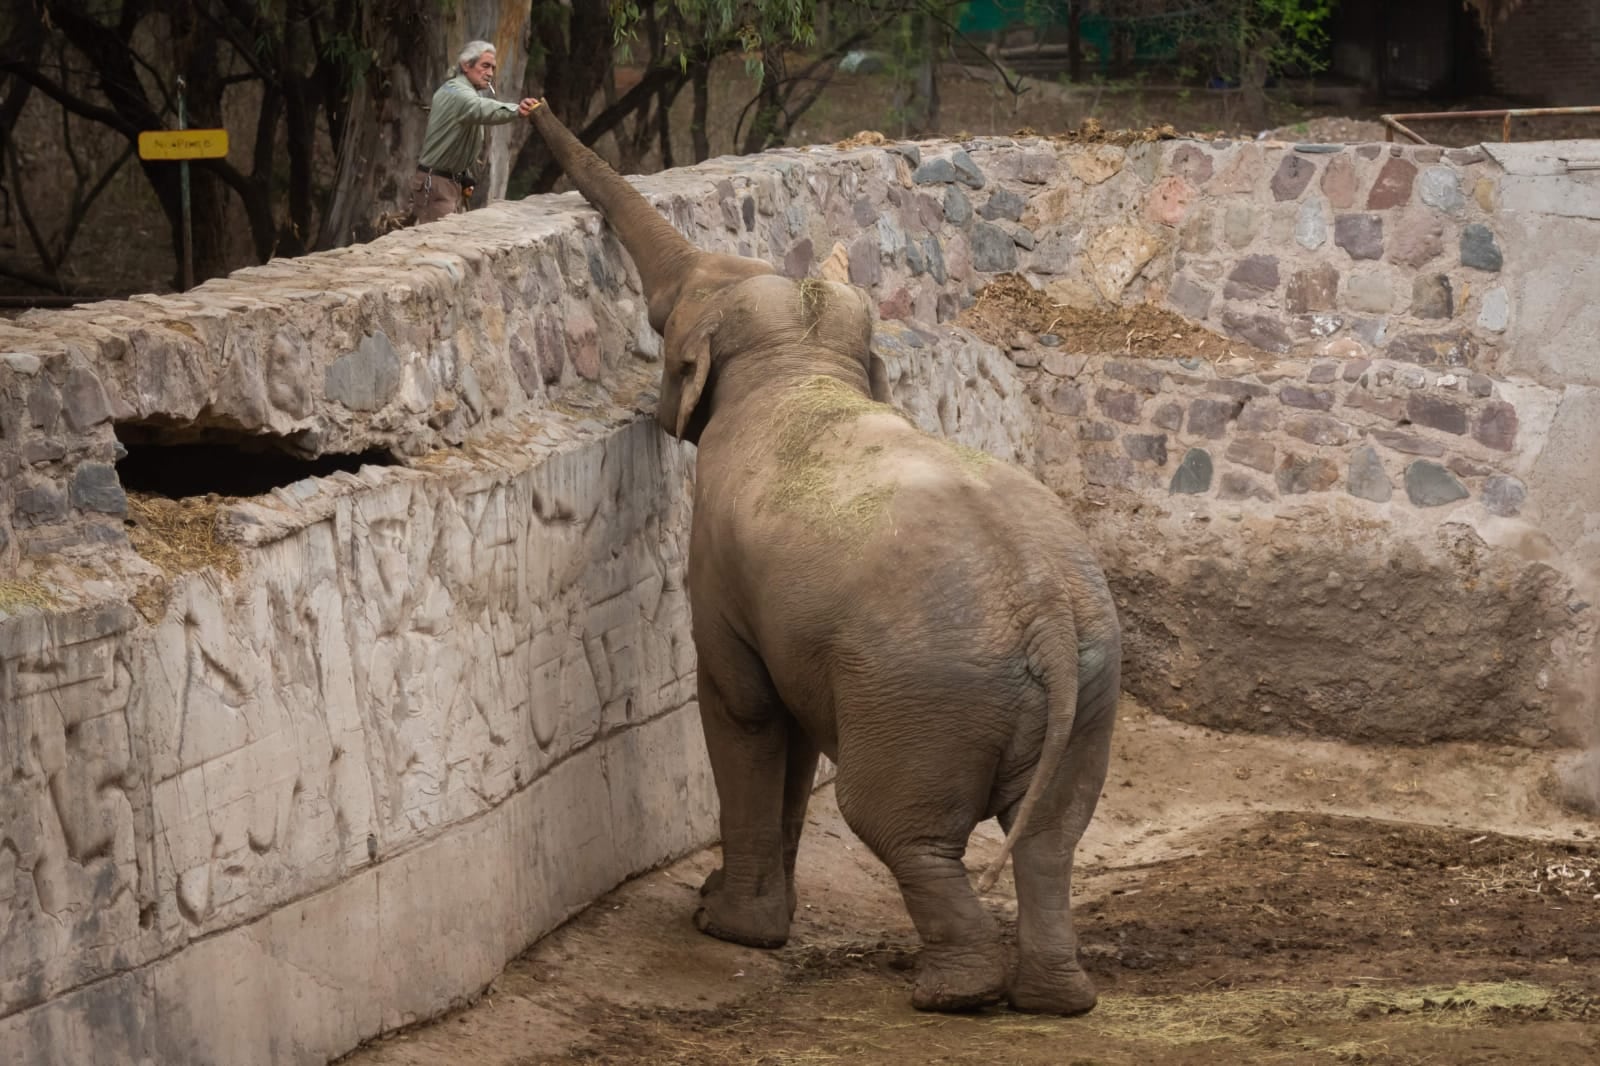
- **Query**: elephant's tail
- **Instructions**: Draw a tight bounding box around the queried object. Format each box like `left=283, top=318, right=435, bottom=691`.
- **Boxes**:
left=976, top=606, right=1084, bottom=894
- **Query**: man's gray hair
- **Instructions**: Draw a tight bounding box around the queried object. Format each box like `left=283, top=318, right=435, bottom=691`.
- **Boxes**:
left=458, top=40, right=496, bottom=66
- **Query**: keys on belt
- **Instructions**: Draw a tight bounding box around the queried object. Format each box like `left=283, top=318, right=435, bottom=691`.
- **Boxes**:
left=417, top=164, right=474, bottom=187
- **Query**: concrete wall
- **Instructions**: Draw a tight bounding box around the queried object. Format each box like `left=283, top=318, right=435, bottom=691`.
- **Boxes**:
left=2, top=131, right=1598, bottom=1063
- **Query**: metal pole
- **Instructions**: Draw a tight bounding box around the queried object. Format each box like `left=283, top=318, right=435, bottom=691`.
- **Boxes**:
left=177, top=76, right=193, bottom=291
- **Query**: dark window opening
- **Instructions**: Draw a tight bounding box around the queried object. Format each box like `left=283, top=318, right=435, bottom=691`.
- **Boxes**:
left=115, top=422, right=396, bottom=500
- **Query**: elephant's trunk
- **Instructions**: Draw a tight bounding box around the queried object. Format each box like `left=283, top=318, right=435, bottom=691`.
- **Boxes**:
left=528, top=103, right=698, bottom=331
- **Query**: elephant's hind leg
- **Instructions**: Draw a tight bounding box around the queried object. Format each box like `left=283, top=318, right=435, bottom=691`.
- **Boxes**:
left=835, top=760, right=1007, bottom=1011
left=1004, top=698, right=1114, bottom=1014
left=693, top=662, right=796, bottom=949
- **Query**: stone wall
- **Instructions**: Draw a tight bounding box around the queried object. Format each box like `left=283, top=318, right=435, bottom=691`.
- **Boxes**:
left=2, top=131, right=1598, bottom=1063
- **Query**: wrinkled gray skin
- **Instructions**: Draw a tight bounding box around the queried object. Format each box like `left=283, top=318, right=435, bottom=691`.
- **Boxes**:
left=528, top=104, right=1120, bottom=1014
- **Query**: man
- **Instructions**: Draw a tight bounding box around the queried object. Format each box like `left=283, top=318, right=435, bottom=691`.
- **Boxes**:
left=409, top=41, right=539, bottom=225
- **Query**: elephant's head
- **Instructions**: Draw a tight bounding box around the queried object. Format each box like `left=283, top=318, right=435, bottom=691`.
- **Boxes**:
left=526, top=105, right=886, bottom=443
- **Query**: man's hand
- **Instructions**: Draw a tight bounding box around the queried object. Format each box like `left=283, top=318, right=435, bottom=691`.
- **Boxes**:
left=517, top=98, right=542, bottom=117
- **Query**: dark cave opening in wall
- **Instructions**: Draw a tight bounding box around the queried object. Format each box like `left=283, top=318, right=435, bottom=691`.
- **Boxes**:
left=114, top=422, right=397, bottom=500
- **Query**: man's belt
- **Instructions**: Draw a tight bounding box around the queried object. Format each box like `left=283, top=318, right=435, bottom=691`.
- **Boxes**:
left=417, top=164, right=474, bottom=186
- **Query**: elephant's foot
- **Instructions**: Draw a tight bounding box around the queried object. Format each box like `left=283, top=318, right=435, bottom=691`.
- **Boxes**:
left=701, top=867, right=798, bottom=919
left=910, top=945, right=1008, bottom=1012
left=1007, top=961, right=1097, bottom=1015
left=694, top=870, right=791, bottom=949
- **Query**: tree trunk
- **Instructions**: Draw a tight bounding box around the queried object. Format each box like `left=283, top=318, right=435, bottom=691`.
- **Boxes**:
left=741, top=48, right=789, bottom=155
left=318, top=1, right=530, bottom=248
left=691, top=61, right=711, bottom=163
left=914, top=14, right=940, bottom=136
left=1068, top=5, right=1084, bottom=83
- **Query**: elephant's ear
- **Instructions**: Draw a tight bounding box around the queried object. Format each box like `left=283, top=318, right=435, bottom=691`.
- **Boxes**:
left=868, top=353, right=893, bottom=405
left=673, top=327, right=714, bottom=439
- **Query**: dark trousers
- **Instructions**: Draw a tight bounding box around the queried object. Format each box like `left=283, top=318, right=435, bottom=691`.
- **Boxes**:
left=408, top=170, right=463, bottom=225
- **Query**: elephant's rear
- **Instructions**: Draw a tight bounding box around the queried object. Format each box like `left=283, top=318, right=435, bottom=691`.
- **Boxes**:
left=792, top=449, right=1118, bottom=808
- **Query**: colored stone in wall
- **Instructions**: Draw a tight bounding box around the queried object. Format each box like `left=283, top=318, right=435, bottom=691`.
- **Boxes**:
left=1124, top=433, right=1169, bottom=464
left=1208, top=144, right=1261, bottom=194
left=1345, top=271, right=1396, bottom=313
left=1334, top=214, right=1384, bottom=260
left=1387, top=213, right=1446, bottom=269
left=1386, top=331, right=1476, bottom=367
left=848, top=232, right=882, bottom=285
left=1366, top=158, right=1417, bottom=210
left=14, top=482, right=68, bottom=526
left=1347, top=445, right=1393, bottom=502
left=1044, top=383, right=1086, bottom=416
left=1224, top=254, right=1280, bottom=300
left=1219, top=471, right=1275, bottom=501
left=1168, top=275, right=1214, bottom=320
left=979, top=188, right=1025, bottom=222
left=1179, top=209, right=1215, bottom=253
left=1478, top=287, right=1509, bottom=332
left=1482, top=474, right=1527, bottom=517
left=1225, top=437, right=1276, bottom=473
left=62, top=367, right=110, bottom=432
left=1294, top=199, right=1328, bottom=250
left=1276, top=453, right=1340, bottom=494
left=325, top=333, right=402, bottom=413
left=1153, top=401, right=1185, bottom=431
left=1105, top=360, right=1165, bottom=393
left=1372, top=427, right=1447, bottom=456
left=1474, top=400, right=1519, bottom=451
left=1220, top=311, right=1292, bottom=354
left=1145, top=176, right=1197, bottom=227
left=1411, top=274, right=1455, bottom=319
left=1224, top=203, right=1258, bottom=247
left=1068, top=145, right=1126, bottom=185
left=1235, top=402, right=1279, bottom=432
left=1096, top=387, right=1144, bottom=424
left=1080, top=421, right=1117, bottom=441
left=1405, top=460, right=1469, bottom=505
left=942, top=185, right=972, bottom=225
left=1286, top=264, right=1339, bottom=313
left=1460, top=224, right=1504, bottom=272
left=1170, top=448, right=1214, bottom=493
left=1320, top=154, right=1359, bottom=209
left=784, top=236, right=812, bottom=275
left=1418, top=167, right=1464, bottom=213
left=1187, top=397, right=1242, bottom=438
left=1169, top=144, right=1215, bottom=185
left=1084, top=452, right=1135, bottom=487
left=27, top=380, right=61, bottom=431
left=1279, top=385, right=1334, bottom=411
left=1285, top=413, right=1354, bottom=446
left=969, top=222, right=1018, bottom=272
left=1271, top=155, right=1317, bottom=201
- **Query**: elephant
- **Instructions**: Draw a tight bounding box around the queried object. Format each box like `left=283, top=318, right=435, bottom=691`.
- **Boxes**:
left=526, top=103, right=1121, bottom=1015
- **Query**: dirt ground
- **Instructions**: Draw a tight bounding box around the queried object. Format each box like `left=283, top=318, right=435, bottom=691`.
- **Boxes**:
left=340, top=701, right=1599, bottom=1066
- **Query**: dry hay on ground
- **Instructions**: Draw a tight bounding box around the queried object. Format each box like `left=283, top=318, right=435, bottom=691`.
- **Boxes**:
left=959, top=273, right=1278, bottom=363
left=125, top=492, right=242, bottom=578
left=0, top=578, right=58, bottom=612
left=1037, top=116, right=1184, bottom=146
left=836, top=118, right=1185, bottom=152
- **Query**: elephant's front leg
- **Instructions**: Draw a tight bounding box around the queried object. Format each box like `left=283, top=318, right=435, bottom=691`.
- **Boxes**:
left=693, top=663, right=795, bottom=949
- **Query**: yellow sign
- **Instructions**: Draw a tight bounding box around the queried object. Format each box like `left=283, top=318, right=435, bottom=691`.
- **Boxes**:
left=138, top=129, right=229, bottom=161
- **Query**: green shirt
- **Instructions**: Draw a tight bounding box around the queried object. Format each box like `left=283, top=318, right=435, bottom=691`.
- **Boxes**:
left=418, top=71, right=520, bottom=176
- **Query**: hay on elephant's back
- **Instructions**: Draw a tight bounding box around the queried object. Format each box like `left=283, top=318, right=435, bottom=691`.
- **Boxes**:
left=764, top=377, right=902, bottom=538
left=126, top=493, right=242, bottom=578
